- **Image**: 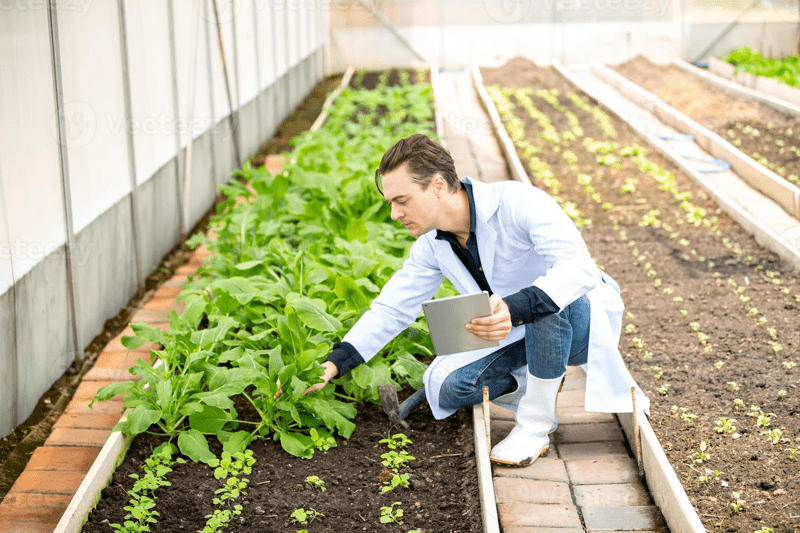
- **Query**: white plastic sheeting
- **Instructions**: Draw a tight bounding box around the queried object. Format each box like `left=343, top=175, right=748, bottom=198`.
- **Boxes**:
left=0, top=8, right=66, bottom=282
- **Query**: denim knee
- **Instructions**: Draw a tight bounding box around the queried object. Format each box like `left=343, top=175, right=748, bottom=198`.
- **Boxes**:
left=438, top=372, right=478, bottom=411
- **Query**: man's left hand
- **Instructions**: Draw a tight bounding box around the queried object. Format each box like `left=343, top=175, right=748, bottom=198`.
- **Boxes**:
left=465, top=294, right=512, bottom=342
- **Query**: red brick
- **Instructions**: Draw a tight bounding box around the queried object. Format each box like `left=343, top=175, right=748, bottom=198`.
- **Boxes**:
left=494, top=478, right=571, bottom=505
left=573, top=483, right=652, bottom=507
left=175, top=264, right=198, bottom=276
left=556, top=407, right=616, bottom=425
left=72, top=380, right=120, bottom=403
left=163, top=274, right=188, bottom=287
left=493, top=457, right=568, bottom=483
left=565, top=458, right=640, bottom=485
left=557, top=441, right=629, bottom=461
left=7, top=470, right=85, bottom=495
left=0, top=520, right=61, bottom=532
left=130, top=308, right=172, bottom=323
left=25, top=446, right=100, bottom=472
left=84, top=350, right=151, bottom=382
left=498, top=502, right=582, bottom=529
left=154, top=285, right=182, bottom=298
left=0, top=493, right=71, bottom=525
left=142, top=297, right=184, bottom=312
left=558, top=389, right=585, bottom=408
left=45, top=427, right=111, bottom=447
left=553, top=422, right=624, bottom=444
left=53, top=410, right=122, bottom=430
left=64, top=395, right=124, bottom=415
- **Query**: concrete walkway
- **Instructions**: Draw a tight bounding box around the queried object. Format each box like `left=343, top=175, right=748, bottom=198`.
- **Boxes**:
left=437, top=68, right=668, bottom=532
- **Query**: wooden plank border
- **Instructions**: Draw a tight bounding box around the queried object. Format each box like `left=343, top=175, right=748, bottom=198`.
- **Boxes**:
left=591, top=62, right=800, bottom=221
left=473, top=60, right=707, bottom=533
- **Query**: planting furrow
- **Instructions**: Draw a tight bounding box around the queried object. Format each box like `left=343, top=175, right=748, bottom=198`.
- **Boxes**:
left=481, top=57, right=799, bottom=533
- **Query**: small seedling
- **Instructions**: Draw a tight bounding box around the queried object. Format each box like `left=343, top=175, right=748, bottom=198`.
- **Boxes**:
left=786, top=448, right=797, bottom=461
left=380, top=502, right=404, bottom=524
left=733, top=399, right=745, bottom=411
left=762, top=428, right=783, bottom=445
left=381, top=450, right=415, bottom=471
left=729, top=492, right=745, bottom=512
left=714, top=361, right=725, bottom=370
left=290, top=508, right=323, bottom=525
left=305, top=475, right=326, bottom=492
left=777, top=389, right=786, bottom=399
left=309, top=428, right=336, bottom=452
left=727, top=382, right=740, bottom=392
left=715, top=417, right=736, bottom=434
left=381, top=472, right=411, bottom=494
left=380, top=432, right=412, bottom=450
left=783, top=361, right=796, bottom=369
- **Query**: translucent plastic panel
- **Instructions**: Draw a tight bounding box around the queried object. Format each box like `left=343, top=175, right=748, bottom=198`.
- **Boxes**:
left=254, top=0, right=277, bottom=88
left=58, top=1, right=133, bottom=233
left=172, top=0, right=215, bottom=148
left=0, top=8, right=67, bottom=280
left=125, top=0, right=179, bottom=184
left=234, top=0, right=261, bottom=104
left=206, top=1, right=237, bottom=122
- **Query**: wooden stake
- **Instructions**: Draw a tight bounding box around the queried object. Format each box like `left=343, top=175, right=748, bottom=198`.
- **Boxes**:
left=632, top=387, right=644, bottom=477
left=482, top=386, right=491, bottom=449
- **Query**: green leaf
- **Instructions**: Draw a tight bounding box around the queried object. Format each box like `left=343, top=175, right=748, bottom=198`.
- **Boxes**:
left=189, top=405, right=230, bottom=434
left=234, top=260, right=263, bottom=270
left=178, top=430, right=216, bottom=464
left=218, top=430, right=252, bottom=455
left=127, top=407, right=162, bottom=435
left=193, top=391, right=235, bottom=411
left=278, top=431, right=314, bottom=459
left=181, top=294, right=207, bottom=327
left=155, top=380, right=173, bottom=411
left=334, top=275, right=368, bottom=311
left=121, top=335, right=146, bottom=350
left=191, top=316, right=238, bottom=348
left=351, top=363, right=375, bottom=389
left=292, top=297, right=342, bottom=332
left=91, top=381, right=135, bottom=406
left=306, top=397, right=356, bottom=438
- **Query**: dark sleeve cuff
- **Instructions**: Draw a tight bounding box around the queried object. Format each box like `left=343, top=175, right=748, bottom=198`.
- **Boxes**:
left=504, top=286, right=560, bottom=326
left=325, top=342, right=365, bottom=378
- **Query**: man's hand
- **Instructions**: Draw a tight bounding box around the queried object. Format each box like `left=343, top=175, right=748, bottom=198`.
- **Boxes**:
left=465, top=294, right=512, bottom=342
left=275, top=361, right=339, bottom=399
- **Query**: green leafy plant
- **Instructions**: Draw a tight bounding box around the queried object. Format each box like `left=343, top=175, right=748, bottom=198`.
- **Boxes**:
left=715, top=417, right=737, bottom=434
left=111, top=443, right=184, bottom=533
left=305, top=475, right=326, bottom=492
left=290, top=508, right=323, bottom=525
left=379, top=502, right=404, bottom=524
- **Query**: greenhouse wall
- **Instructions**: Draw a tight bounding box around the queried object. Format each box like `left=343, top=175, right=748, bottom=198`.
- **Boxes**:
left=329, top=0, right=799, bottom=68
left=0, top=0, right=329, bottom=439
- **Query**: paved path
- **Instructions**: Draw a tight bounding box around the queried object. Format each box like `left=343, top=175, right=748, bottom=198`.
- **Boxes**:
left=437, top=68, right=668, bottom=532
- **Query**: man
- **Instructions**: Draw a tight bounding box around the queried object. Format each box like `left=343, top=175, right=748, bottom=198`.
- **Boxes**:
left=310, top=133, right=648, bottom=466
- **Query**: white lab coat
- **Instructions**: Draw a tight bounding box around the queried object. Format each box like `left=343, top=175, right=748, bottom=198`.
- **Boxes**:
left=342, top=177, right=650, bottom=419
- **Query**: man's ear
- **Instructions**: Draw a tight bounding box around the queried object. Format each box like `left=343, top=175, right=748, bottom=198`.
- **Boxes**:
left=432, top=173, right=446, bottom=197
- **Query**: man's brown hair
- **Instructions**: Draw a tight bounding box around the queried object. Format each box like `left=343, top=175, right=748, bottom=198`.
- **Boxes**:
left=375, top=134, right=460, bottom=195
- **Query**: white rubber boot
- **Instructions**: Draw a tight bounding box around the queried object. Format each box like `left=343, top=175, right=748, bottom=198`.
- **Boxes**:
left=490, top=373, right=564, bottom=467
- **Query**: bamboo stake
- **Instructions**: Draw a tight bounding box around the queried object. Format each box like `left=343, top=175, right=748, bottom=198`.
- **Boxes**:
left=632, top=387, right=644, bottom=477
left=482, top=386, right=491, bottom=449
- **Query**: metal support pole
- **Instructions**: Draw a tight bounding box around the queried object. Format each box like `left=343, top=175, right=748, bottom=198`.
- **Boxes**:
left=0, top=161, right=19, bottom=427
left=117, top=0, right=145, bottom=290
left=203, top=0, right=218, bottom=196
left=353, top=0, right=427, bottom=63
left=167, top=0, right=187, bottom=239
left=252, top=0, right=263, bottom=142
left=211, top=0, right=242, bottom=169
left=47, top=0, right=84, bottom=366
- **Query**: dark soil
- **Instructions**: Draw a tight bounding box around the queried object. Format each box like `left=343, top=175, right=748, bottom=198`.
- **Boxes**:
left=483, top=57, right=800, bottom=533
left=350, top=69, right=430, bottom=90
left=0, top=74, right=344, bottom=503
left=248, top=74, right=344, bottom=167
left=614, top=56, right=800, bottom=188
left=82, top=397, right=482, bottom=533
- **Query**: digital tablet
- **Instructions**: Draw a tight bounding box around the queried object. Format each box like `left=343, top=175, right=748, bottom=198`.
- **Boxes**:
left=421, top=291, right=500, bottom=356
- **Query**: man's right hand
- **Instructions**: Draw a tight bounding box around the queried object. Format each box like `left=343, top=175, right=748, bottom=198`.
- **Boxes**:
left=274, top=360, right=339, bottom=399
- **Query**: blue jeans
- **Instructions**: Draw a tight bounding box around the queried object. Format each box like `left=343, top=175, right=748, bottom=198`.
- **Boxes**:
left=438, top=295, right=590, bottom=411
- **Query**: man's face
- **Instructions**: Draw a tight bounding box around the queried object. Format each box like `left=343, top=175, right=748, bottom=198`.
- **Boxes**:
left=381, top=164, right=443, bottom=238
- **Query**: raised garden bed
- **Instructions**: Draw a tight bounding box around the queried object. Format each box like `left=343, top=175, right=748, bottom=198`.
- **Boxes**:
left=614, top=56, right=800, bottom=191
left=75, top=70, right=485, bottom=533
left=481, top=57, right=800, bottom=533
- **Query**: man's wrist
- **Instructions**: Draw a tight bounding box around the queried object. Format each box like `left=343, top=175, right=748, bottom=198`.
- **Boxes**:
left=324, top=342, right=365, bottom=378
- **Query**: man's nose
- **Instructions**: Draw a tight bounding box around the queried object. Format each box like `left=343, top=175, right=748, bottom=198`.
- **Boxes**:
left=390, top=203, right=401, bottom=220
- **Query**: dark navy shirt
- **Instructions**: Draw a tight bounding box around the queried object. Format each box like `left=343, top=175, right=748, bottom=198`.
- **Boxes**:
left=327, top=179, right=560, bottom=376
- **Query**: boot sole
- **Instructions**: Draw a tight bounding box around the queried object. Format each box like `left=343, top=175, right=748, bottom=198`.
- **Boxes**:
left=489, top=446, right=549, bottom=467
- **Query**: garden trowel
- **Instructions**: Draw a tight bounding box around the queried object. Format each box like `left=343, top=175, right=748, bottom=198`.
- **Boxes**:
left=378, top=385, right=426, bottom=429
